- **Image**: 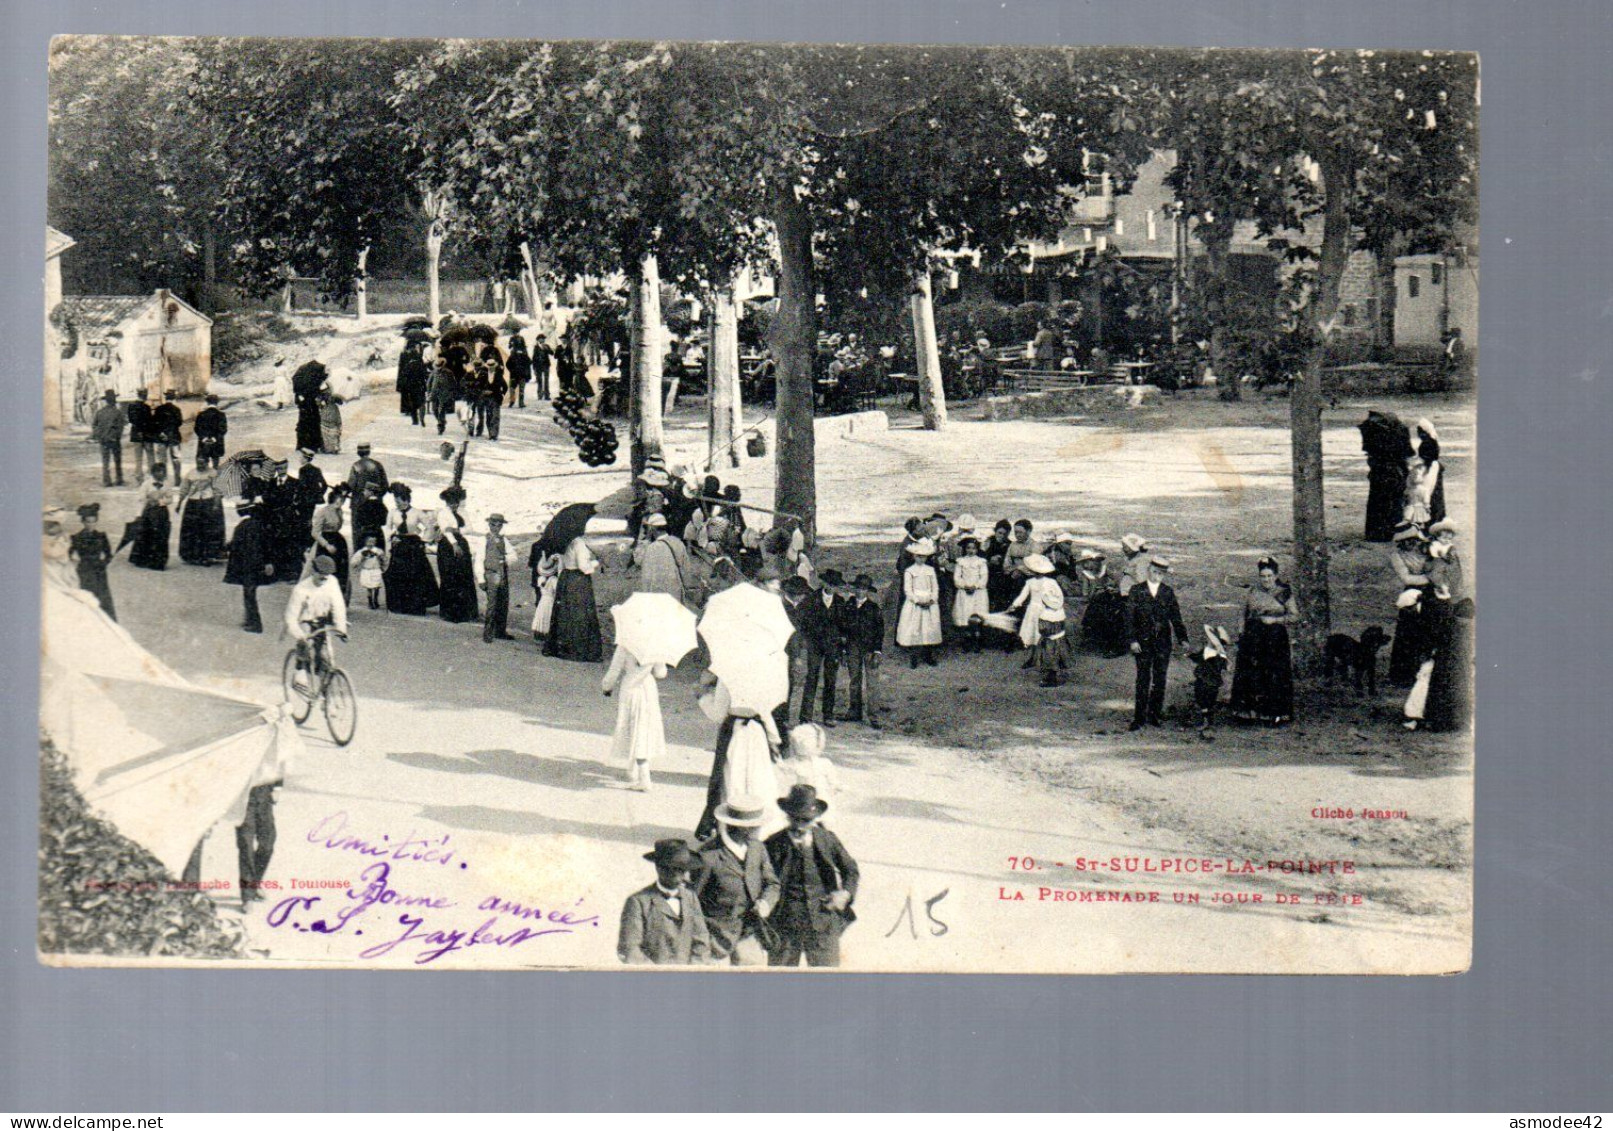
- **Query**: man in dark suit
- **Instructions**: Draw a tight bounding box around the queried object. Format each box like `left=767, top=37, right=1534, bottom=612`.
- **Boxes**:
left=126, top=388, right=155, bottom=485
left=765, top=786, right=859, bottom=967
left=797, top=569, right=845, bottom=727
left=692, top=798, right=781, bottom=966
left=837, top=574, right=886, bottom=728
left=91, top=390, right=126, bottom=487
left=1124, top=556, right=1191, bottom=729
left=152, top=389, right=185, bottom=482
left=618, top=839, right=711, bottom=965
left=192, top=394, right=228, bottom=471
left=223, top=500, right=271, bottom=633
left=531, top=334, right=554, bottom=400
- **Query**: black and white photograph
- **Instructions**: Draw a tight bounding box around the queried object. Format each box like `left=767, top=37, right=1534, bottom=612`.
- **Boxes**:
left=38, top=36, right=1477, bottom=972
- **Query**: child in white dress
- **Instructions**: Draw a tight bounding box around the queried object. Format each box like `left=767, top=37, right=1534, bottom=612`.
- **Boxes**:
left=602, top=645, right=669, bottom=791
left=896, top=537, right=944, bottom=668
left=350, top=535, right=388, bottom=610
left=951, top=536, right=990, bottom=652
left=780, top=722, right=841, bottom=806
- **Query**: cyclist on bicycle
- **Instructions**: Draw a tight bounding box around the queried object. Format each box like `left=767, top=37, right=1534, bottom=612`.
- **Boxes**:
left=285, top=554, right=349, bottom=673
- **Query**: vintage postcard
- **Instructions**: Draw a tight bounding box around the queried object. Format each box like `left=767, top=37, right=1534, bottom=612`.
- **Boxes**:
left=39, top=37, right=1476, bottom=972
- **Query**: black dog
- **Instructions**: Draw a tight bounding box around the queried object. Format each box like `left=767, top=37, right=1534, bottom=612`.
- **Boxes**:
left=1324, top=626, right=1390, bottom=697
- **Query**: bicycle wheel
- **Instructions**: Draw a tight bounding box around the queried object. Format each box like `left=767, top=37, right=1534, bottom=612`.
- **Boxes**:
left=322, top=668, right=357, bottom=747
left=282, top=651, right=314, bottom=724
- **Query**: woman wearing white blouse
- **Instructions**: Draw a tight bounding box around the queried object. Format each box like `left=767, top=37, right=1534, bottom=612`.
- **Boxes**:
left=543, top=536, right=603, bottom=661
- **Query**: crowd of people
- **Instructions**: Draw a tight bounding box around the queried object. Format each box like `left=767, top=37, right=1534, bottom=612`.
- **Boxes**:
left=47, top=321, right=1474, bottom=966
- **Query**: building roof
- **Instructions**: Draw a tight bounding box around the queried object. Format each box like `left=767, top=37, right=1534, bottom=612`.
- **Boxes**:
left=60, top=292, right=214, bottom=338
left=46, top=226, right=75, bottom=259
left=60, top=295, right=153, bottom=336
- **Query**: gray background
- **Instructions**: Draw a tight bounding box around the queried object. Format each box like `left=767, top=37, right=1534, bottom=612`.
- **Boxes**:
left=3, top=0, right=1608, bottom=1113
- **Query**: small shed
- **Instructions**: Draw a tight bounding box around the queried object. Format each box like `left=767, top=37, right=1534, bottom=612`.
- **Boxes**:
left=60, top=290, right=213, bottom=411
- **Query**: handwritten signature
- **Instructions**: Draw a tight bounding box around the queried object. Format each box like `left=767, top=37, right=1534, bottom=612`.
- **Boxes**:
left=267, top=859, right=600, bottom=965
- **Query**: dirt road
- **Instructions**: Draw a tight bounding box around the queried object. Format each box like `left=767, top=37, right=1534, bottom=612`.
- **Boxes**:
left=43, top=338, right=1471, bottom=972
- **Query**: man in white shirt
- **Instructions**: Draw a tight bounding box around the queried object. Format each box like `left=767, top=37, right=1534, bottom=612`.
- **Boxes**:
left=285, top=554, right=349, bottom=673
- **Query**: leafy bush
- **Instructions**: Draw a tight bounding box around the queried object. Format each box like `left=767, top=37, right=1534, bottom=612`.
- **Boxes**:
left=1011, top=301, right=1051, bottom=342
left=38, top=738, right=244, bottom=959
left=210, top=310, right=299, bottom=379
left=934, top=298, right=1016, bottom=348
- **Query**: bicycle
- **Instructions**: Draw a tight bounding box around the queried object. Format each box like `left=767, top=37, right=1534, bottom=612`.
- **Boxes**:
left=281, top=624, right=358, bottom=746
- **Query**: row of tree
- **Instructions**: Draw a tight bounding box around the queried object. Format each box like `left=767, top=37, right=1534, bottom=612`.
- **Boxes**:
left=48, top=38, right=1476, bottom=662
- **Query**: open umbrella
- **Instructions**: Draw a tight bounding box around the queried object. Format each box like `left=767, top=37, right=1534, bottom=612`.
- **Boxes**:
left=533, top=502, right=596, bottom=559
left=700, top=619, right=790, bottom=714
left=214, top=450, right=270, bottom=499
left=611, top=592, right=698, bottom=667
left=699, top=582, right=795, bottom=652
left=401, top=315, right=435, bottom=331
left=292, top=360, right=328, bottom=402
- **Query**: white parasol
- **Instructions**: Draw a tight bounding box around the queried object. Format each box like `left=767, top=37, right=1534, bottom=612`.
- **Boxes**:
left=610, top=592, right=698, bottom=667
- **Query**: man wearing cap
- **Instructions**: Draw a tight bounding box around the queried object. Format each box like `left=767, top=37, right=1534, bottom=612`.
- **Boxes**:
left=765, top=785, right=859, bottom=967
left=69, top=503, right=116, bottom=618
left=91, top=390, right=126, bottom=487
left=345, top=443, right=389, bottom=501
left=838, top=574, right=886, bottom=728
left=618, top=839, right=712, bottom=965
left=481, top=513, right=515, bottom=642
left=531, top=334, right=554, bottom=400
left=223, top=500, right=272, bottom=633
left=692, top=797, right=781, bottom=966
left=152, top=390, right=185, bottom=482
left=286, top=554, right=349, bottom=674
left=1125, top=556, right=1190, bottom=729
left=797, top=568, right=847, bottom=727
left=193, top=394, right=228, bottom=471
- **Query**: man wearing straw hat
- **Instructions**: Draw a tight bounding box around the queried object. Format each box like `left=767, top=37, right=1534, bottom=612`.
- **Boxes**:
left=618, top=839, right=711, bottom=965
left=481, top=513, right=515, bottom=642
left=692, top=797, right=781, bottom=966
left=1124, top=555, right=1190, bottom=730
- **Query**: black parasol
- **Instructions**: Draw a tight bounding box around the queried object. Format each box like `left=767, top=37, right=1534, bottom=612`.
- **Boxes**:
left=534, top=502, right=596, bottom=558
left=401, top=315, right=435, bottom=331
left=292, top=360, right=329, bottom=403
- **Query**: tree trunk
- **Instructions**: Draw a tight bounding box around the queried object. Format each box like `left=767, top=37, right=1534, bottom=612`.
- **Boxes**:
left=355, top=246, right=369, bottom=321
left=1372, top=235, right=1403, bottom=360
left=426, top=221, right=444, bottom=325
left=770, top=183, right=819, bottom=540
left=910, top=268, right=948, bottom=431
left=1289, top=153, right=1353, bottom=672
left=518, top=242, right=541, bottom=319
left=628, top=253, right=665, bottom=477
left=1203, top=228, right=1240, bottom=402
left=201, top=223, right=218, bottom=313
left=708, top=281, right=741, bottom=469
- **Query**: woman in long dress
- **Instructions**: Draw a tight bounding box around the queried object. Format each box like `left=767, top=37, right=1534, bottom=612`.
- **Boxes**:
left=433, top=486, right=479, bottom=623
left=544, top=535, right=604, bottom=661
left=1228, top=556, right=1299, bottom=725
left=176, top=468, right=226, bottom=565
left=896, top=538, right=944, bottom=667
left=1387, top=525, right=1433, bottom=686
left=310, top=485, right=351, bottom=598
left=1422, top=597, right=1475, bottom=733
left=382, top=485, right=439, bottom=615
left=318, top=391, right=343, bottom=455
left=723, top=707, right=781, bottom=815
left=602, top=645, right=668, bottom=791
left=1076, top=550, right=1127, bottom=656
left=127, top=467, right=173, bottom=571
